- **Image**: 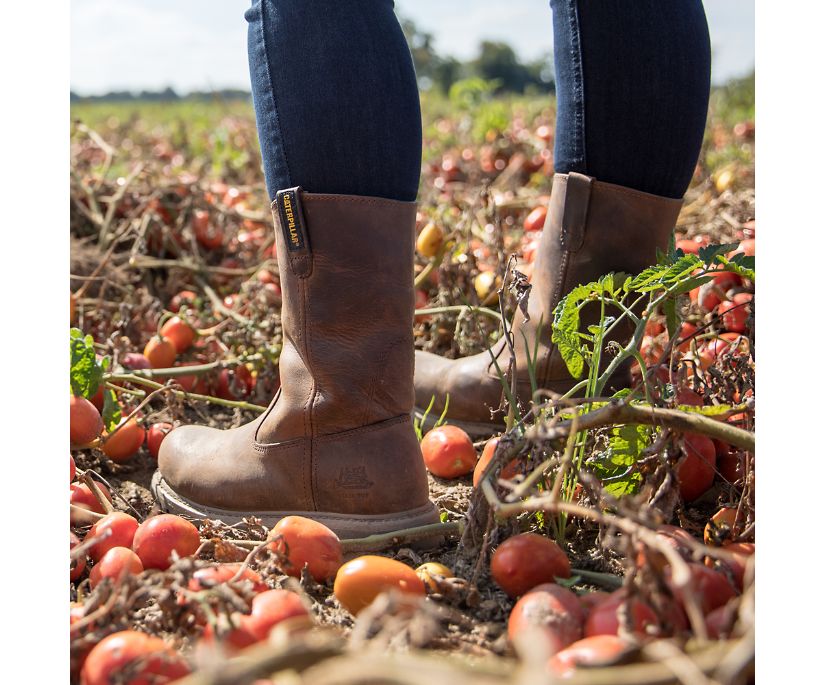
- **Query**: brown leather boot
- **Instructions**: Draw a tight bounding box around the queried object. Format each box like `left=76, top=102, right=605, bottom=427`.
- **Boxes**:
left=152, top=190, right=439, bottom=537
left=414, top=172, right=683, bottom=437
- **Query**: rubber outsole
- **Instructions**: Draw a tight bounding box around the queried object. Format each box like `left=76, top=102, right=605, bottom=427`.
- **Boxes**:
left=150, top=471, right=441, bottom=540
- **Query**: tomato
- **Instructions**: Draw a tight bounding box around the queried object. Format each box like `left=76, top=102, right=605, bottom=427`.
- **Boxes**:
left=665, top=562, right=736, bottom=615
left=673, top=321, right=698, bottom=353
left=143, top=335, right=176, bottom=369
left=333, top=555, right=425, bottom=615
left=490, top=533, right=571, bottom=598
left=704, top=507, right=739, bottom=546
left=86, top=512, right=140, bottom=561
left=89, top=547, right=144, bottom=589
left=717, top=448, right=746, bottom=485
left=705, top=603, right=736, bottom=640
left=216, top=365, right=255, bottom=400
left=160, top=316, right=196, bottom=353
left=188, top=564, right=268, bottom=594
left=70, top=395, right=103, bottom=446
left=121, top=352, right=151, bottom=371
left=71, top=292, right=77, bottom=322
left=705, top=541, right=754, bottom=592
left=420, top=425, right=477, bottom=479
left=578, top=591, right=611, bottom=618
left=71, top=531, right=87, bottom=582
left=718, top=293, right=752, bottom=333
left=635, top=524, right=695, bottom=572
left=70, top=454, right=76, bottom=482
left=548, top=635, right=632, bottom=677
left=267, top=516, right=343, bottom=582
left=644, top=318, right=665, bottom=337
left=675, top=239, right=700, bottom=255
left=414, top=289, right=431, bottom=323
left=169, top=290, right=198, bottom=313
left=174, top=362, right=202, bottom=393
left=132, top=514, right=201, bottom=570
left=89, top=386, right=105, bottom=412
left=474, top=271, right=501, bottom=304
left=677, top=434, right=717, bottom=502
left=508, top=583, right=584, bottom=655
left=584, top=591, right=659, bottom=638
left=416, top=222, right=444, bottom=258
left=472, top=436, right=521, bottom=487
left=102, top=418, right=146, bottom=463
left=523, top=205, right=548, bottom=233
left=536, top=124, right=553, bottom=142
left=193, top=209, right=223, bottom=250
left=70, top=482, right=113, bottom=514
left=675, top=387, right=703, bottom=407
left=728, top=239, right=755, bottom=258
left=522, top=236, right=541, bottom=264
left=80, top=630, right=190, bottom=685
left=146, top=422, right=174, bottom=460
left=415, top=562, right=454, bottom=592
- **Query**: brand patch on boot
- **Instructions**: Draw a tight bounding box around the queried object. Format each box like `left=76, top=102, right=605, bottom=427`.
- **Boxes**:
left=334, top=466, right=374, bottom=490
left=275, top=187, right=309, bottom=253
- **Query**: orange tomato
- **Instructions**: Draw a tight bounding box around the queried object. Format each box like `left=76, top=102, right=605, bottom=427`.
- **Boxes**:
left=420, top=425, right=477, bottom=479
left=268, top=516, right=343, bottom=582
left=333, top=555, right=425, bottom=615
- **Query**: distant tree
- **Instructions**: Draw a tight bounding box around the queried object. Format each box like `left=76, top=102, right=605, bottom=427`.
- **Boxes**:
left=472, top=41, right=554, bottom=94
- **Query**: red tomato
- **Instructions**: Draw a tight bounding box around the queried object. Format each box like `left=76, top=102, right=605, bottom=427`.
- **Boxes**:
left=146, top=422, right=174, bottom=460
left=549, top=635, right=632, bottom=677
left=268, top=516, right=343, bottom=582
left=70, top=482, right=113, bottom=514
left=143, top=335, right=177, bottom=369
left=71, top=531, right=87, bottom=582
left=665, top=562, right=736, bottom=615
left=728, top=239, right=755, bottom=258
left=89, top=547, right=144, bottom=589
left=414, top=289, right=431, bottom=323
left=673, top=321, right=698, bottom=353
left=707, top=542, right=754, bottom=591
left=81, top=630, right=190, bottom=685
left=89, top=386, right=105, bottom=412
left=705, top=604, right=736, bottom=640
left=717, top=448, right=746, bottom=485
left=333, top=555, right=425, bottom=615
left=490, top=533, right=571, bottom=598
left=70, top=395, right=103, bottom=446
left=718, top=293, right=752, bottom=333
left=160, top=316, right=196, bottom=353
left=70, top=454, right=76, bottom=482
left=677, top=434, right=717, bottom=502
left=584, top=590, right=659, bottom=638
left=188, top=564, right=268, bottom=594
left=132, top=514, right=201, bottom=570
left=193, top=209, right=223, bottom=250
left=86, top=512, right=140, bottom=562
left=523, top=205, right=548, bottom=233
left=472, top=436, right=521, bottom=487
left=420, top=425, right=477, bottom=479
left=578, top=591, right=611, bottom=619
left=508, top=583, right=584, bottom=655
left=216, top=365, right=255, bottom=401
left=675, top=239, right=700, bottom=255
left=169, top=290, right=198, bottom=313
left=675, top=388, right=703, bottom=407
left=102, top=418, right=146, bottom=464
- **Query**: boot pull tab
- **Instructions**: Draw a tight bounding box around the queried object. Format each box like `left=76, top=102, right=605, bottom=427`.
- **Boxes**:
left=273, top=187, right=312, bottom=278
left=560, top=172, right=594, bottom=252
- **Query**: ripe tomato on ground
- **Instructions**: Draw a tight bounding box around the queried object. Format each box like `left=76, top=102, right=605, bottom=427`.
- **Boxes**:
left=160, top=316, right=196, bottom=353
left=146, top=422, right=174, bottom=460
left=490, top=533, right=571, bottom=598
left=70, top=395, right=103, bottom=446
left=508, top=583, right=584, bottom=655
left=334, top=555, right=425, bottom=615
left=132, top=514, right=200, bottom=570
left=71, top=531, right=86, bottom=581
left=548, top=635, right=632, bottom=677
left=420, top=425, right=477, bottom=479
left=523, top=205, right=547, bottom=233
left=416, top=222, right=444, bottom=258
left=267, top=516, right=343, bottom=582
left=89, top=547, right=144, bottom=589
left=80, top=630, right=190, bottom=685
left=415, top=562, right=454, bottom=592
left=677, top=434, right=717, bottom=502
left=216, top=365, right=255, bottom=401
left=472, top=436, right=521, bottom=487
left=71, top=482, right=113, bottom=514
left=102, top=418, right=146, bottom=464
left=86, top=512, right=140, bottom=561
left=584, top=590, right=659, bottom=638
left=143, top=335, right=177, bottom=369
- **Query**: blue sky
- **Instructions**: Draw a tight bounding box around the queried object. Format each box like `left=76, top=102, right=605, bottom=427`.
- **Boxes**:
left=71, top=0, right=754, bottom=95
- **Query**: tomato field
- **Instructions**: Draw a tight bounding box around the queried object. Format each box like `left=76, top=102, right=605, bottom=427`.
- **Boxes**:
left=69, top=75, right=755, bottom=684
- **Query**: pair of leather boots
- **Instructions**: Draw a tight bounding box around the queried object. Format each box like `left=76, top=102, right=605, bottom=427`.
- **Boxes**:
left=152, top=173, right=682, bottom=537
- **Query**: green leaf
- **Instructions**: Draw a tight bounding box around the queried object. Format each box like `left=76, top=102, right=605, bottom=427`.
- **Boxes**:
left=551, top=283, right=594, bottom=379
left=670, top=275, right=713, bottom=297
left=70, top=330, right=104, bottom=398
left=698, top=243, right=740, bottom=265
left=664, top=295, right=679, bottom=339
left=590, top=423, right=654, bottom=497
left=101, top=388, right=122, bottom=432
left=674, top=403, right=738, bottom=417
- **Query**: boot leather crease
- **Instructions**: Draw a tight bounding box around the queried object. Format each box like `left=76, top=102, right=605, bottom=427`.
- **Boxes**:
left=414, top=172, right=684, bottom=437
left=153, top=189, right=439, bottom=538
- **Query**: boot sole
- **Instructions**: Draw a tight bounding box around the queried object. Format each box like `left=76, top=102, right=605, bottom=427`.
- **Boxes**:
left=412, top=407, right=505, bottom=439
left=150, top=471, right=441, bottom=540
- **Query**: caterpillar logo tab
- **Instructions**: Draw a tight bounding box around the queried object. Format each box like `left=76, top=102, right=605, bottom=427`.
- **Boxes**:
left=275, top=187, right=309, bottom=254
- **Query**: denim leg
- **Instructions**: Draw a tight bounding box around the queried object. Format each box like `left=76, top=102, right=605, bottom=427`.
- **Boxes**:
left=245, top=0, right=422, bottom=202
left=549, top=0, right=712, bottom=199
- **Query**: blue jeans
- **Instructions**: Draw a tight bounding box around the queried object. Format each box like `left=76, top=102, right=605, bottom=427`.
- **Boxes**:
left=245, top=0, right=710, bottom=202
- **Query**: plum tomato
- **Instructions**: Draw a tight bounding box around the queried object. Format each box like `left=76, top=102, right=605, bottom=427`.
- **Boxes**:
left=80, top=630, right=190, bottom=685
left=665, top=562, right=736, bottom=615
left=146, top=422, right=174, bottom=460
left=420, top=425, right=477, bottom=479
left=333, top=555, right=425, bottom=615
left=677, top=434, right=717, bottom=502
left=102, top=418, right=146, bottom=464
left=160, top=316, right=196, bottom=353
left=490, top=533, right=571, bottom=598
left=584, top=590, right=659, bottom=638
left=548, top=635, right=632, bottom=677
left=718, top=293, right=752, bottom=333
left=704, top=507, right=739, bottom=546
left=86, top=512, right=140, bottom=561
left=267, top=516, right=343, bottom=582
left=70, top=395, right=103, bottom=446
left=508, top=583, right=584, bottom=655
left=216, top=365, right=255, bottom=401
left=89, top=547, right=144, bottom=589
left=188, top=564, right=268, bottom=594
left=143, top=335, right=177, bottom=369
left=523, top=205, right=548, bottom=233
left=416, top=222, right=444, bottom=258
left=132, top=514, right=201, bottom=570
left=193, top=209, right=223, bottom=250
left=70, top=481, right=113, bottom=514
left=472, top=436, right=521, bottom=487
left=169, top=290, right=198, bottom=313
left=706, top=542, right=754, bottom=591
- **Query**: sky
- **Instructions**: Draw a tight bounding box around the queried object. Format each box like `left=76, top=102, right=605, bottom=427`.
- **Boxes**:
left=70, top=0, right=754, bottom=95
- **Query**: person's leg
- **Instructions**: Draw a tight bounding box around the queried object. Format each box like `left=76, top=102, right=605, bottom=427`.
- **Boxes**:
left=552, top=0, right=711, bottom=199
left=244, top=0, right=421, bottom=201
